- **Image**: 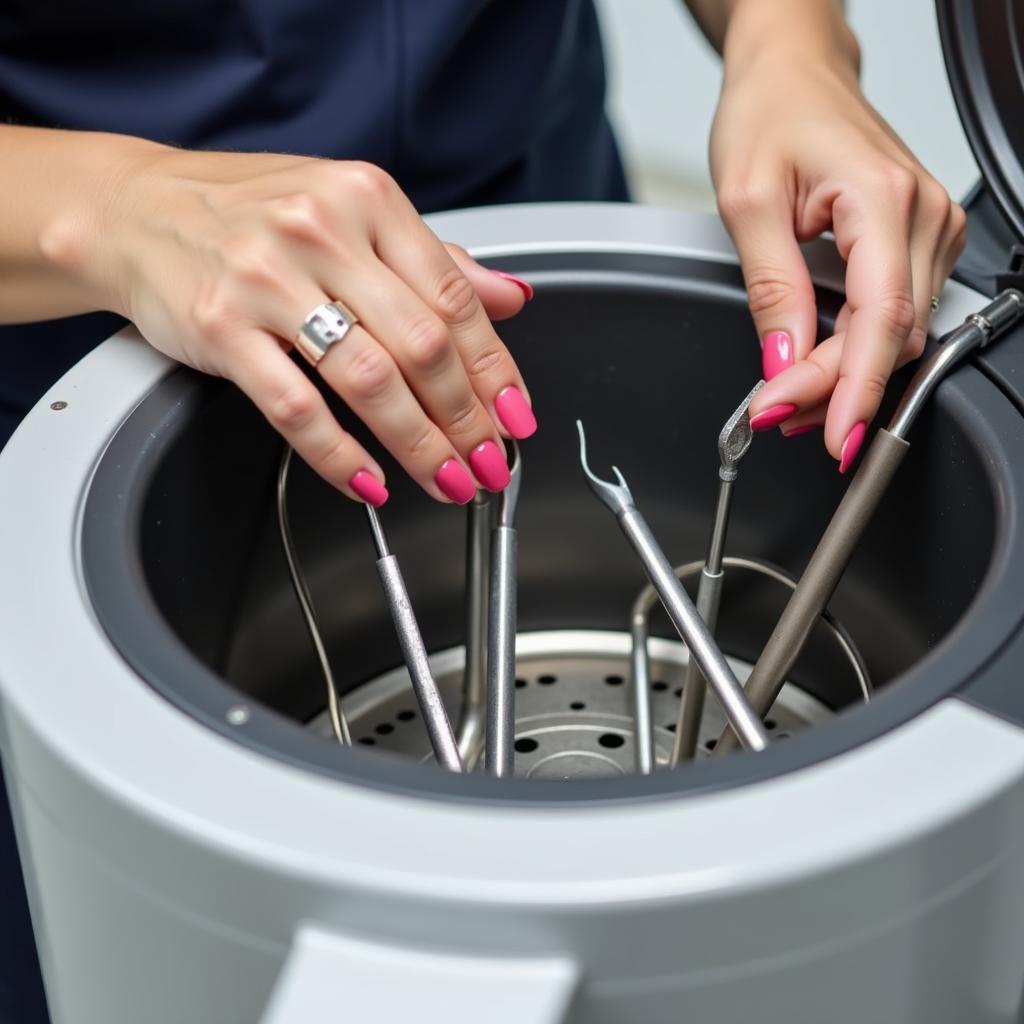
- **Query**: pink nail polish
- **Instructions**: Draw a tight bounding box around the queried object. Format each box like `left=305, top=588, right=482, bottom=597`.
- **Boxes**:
left=782, top=423, right=820, bottom=438
left=435, top=459, right=476, bottom=505
left=468, top=440, right=511, bottom=491
left=349, top=470, right=388, bottom=507
left=494, top=385, right=538, bottom=439
left=750, top=403, right=798, bottom=432
left=491, top=270, right=534, bottom=301
left=839, top=421, right=867, bottom=474
left=762, top=331, right=794, bottom=380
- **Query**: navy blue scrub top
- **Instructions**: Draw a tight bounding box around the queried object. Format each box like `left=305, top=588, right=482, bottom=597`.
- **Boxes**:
left=0, top=0, right=628, bottom=442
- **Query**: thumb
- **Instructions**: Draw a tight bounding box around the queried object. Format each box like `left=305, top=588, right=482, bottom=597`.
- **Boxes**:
left=444, top=242, right=533, bottom=321
left=719, top=187, right=819, bottom=379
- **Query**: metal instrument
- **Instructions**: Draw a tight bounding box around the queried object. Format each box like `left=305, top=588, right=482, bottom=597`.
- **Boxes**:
left=366, top=505, right=464, bottom=772
left=714, top=289, right=1024, bottom=755
left=485, top=443, right=522, bottom=777
left=629, top=555, right=872, bottom=764
left=277, top=446, right=351, bottom=745
left=672, top=380, right=763, bottom=765
left=456, top=490, right=492, bottom=767
left=577, top=421, right=769, bottom=753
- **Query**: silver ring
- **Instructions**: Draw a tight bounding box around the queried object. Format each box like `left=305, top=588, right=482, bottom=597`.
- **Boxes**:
left=295, top=301, right=360, bottom=366
left=930, top=295, right=940, bottom=313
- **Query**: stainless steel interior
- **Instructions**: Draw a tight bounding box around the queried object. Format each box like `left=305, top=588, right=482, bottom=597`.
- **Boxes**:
left=309, top=631, right=831, bottom=776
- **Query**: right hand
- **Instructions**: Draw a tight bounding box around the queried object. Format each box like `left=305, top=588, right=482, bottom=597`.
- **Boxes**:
left=73, top=148, right=536, bottom=505
left=707, top=1, right=964, bottom=470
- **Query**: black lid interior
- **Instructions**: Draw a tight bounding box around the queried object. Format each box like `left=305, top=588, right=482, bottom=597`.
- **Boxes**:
left=937, top=0, right=1024, bottom=242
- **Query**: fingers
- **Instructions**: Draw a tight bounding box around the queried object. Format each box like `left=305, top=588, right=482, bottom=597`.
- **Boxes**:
left=132, top=156, right=539, bottom=504
left=256, top=280, right=506, bottom=504
left=316, top=321, right=502, bottom=502
left=365, top=196, right=536, bottom=430
left=444, top=242, right=533, bottom=321
left=906, top=178, right=953, bottom=364
left=749, top=178, right=962, bottom=462
left=779, top=403, right=826, bottom=437
left=225, top=332, right=390, bottom=506
left=748, top=276, right=941, bottom=445
left=834, top=302, right=852, bottom=337
left=718, top=175, right=820, bottom=378
left=264, top=167, right=535, bottom=500
left=749, top=333, right=860, bottom=469
left=323, top=260, right=511, bottom=481
left=819, top=172, right=961, bottom=464
left=750, top=333, right=844, bottom=426
left=935, top=201, right=968, bottom=296
left=825, top=182, right=916, bottom=459
left=258, top=162, right=537, bottom=457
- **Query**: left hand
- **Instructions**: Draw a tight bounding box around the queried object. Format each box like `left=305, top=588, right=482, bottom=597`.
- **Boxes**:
left=709, top=5, right=966, bottom=470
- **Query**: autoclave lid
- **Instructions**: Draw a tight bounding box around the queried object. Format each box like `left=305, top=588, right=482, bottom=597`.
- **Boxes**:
left=937, top=0, right=1024, bottom=242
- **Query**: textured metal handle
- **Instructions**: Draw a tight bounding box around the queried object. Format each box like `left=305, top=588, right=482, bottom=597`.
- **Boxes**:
left=377, top=555, right=463, bottom=772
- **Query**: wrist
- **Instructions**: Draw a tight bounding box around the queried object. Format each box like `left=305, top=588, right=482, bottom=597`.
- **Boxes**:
left=723, top=0, right=860, bottom=84
left=38, top=131, right=170, bottom=317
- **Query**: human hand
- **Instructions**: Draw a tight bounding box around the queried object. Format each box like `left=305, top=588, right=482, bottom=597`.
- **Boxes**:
left=80, top=149, right=535, bottom=505
left=710, top=5, right=965, bottom=470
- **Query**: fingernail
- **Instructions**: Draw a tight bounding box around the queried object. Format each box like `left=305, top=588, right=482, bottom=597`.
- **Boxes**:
left=782, top=423, right=820, bottom=438
left=349, top=470, right=388, bottom=507
left=839, top=421, right=867, bottom=474
left=494, top=385, right=538, bottom=439
left=750, top=403, right=798, bottom=432
left=491, top=270, right=534, bottom=301
left=434, top=459, right=476, bottom=505
left=762, top=331, right=794, bottom=380
left=468, top=440, right=511, bottom=491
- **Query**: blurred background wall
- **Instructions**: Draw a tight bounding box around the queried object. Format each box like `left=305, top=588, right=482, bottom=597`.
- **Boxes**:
left=594, top=0, right=978, bottom=210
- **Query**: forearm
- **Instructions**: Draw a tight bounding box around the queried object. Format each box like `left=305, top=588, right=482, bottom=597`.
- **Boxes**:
left=0, top=125, right=165, bottom=323
left=684, top=0, right=859, bottom=75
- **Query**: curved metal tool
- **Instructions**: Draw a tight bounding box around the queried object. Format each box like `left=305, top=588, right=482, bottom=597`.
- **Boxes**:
left=485, top=442, right=522, bottom=777
left=577, top=422, right=769, bottom=753
left=277, top=446, right=352, bottom=746
left=672, top=380, right=764, bottom=766
left=714, top=288, right=1024, bottom=756
left=366, top=505, right=464, bottom=772
left=456, top=489, right=492, bottom=767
